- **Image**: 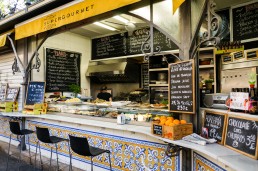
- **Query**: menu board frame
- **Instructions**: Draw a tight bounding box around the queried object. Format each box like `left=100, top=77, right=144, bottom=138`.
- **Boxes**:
left=203, top=110, right=227, bottom=144
left=44, top=47, right=81, bottom=92
left=230, top=1, right=258, bottom=42
left=25, top=81, right=46, bottom=105
left=221, top=54, right=233, bottom=64
left=169, top=60, right=195, bottom=114
left=224, top=115, right=258, bottom=159
left=0, top=83, right=8, bottom=101
left=245, top=48, right=258, bottom=60
left=5, top=87, right=20, bottom=102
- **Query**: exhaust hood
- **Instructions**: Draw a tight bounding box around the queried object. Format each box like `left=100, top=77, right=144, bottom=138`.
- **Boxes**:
left=86, top=58, right=140, bottom=83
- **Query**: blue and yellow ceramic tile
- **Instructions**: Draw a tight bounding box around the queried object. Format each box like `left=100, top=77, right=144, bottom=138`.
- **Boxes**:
left=27, top=120, right=180, bottom=171
left=193, top=152, right=226, bottom=171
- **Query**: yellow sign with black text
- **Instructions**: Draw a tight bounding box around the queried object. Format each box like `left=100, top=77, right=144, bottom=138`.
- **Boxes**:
left=15, top=0, right=140, bottom=40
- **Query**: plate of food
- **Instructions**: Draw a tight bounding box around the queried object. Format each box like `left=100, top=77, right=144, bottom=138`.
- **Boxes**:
left=150, top=104, right=167, bottom=108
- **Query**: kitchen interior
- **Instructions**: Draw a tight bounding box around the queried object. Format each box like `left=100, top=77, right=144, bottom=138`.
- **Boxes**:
left=46, top=0, right=258, bottom=116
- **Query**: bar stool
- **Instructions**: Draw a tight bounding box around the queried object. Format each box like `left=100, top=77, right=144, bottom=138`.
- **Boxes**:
left=68, top=134, right=112, bottom=171
left=35, top=126, right=69, bottom=170
left=6, top=121, right=34, bottom=171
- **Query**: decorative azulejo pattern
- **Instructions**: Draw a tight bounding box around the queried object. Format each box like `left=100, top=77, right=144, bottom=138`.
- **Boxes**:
left=193, top=152, right=226, bottom=171
left=0, top=116, right=20, bottom=141
left=27, top=120, right=180, bottom=171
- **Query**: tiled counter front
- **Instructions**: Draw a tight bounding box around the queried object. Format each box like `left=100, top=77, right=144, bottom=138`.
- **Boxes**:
left=27, top=119, right=180, bottom=171
left=0, top=116, right=19, bottom=142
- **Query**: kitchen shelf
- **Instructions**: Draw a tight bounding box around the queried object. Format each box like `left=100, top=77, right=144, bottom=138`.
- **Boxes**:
left=199, top=65, right=214, bottom=69
left=149, top=68, right=169, bottom=71
left=149, top=84, right=168, bottom=87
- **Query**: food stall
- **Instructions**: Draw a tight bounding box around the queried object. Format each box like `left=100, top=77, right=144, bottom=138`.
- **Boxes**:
left=0, top=0, right=258, bottom=171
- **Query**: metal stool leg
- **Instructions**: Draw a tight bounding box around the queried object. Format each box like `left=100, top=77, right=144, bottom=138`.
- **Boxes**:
left=6, top=134, right=11, bottom=171
left=91, top=156, right=93, bottom=171
left=39, top=142, right=43, bottom=170
left=50, top=147, right=52, bottom=168
left=19, top=135, right=22, bottom=162
left=28, top=135, right=32, bottom=165
left=55, top=143, right=59, bottom=171
left=34, top=141, right=38, bottom=169
left=68, top=141, right=72, bottom=171
left=108, top=152, right=112, bottom=171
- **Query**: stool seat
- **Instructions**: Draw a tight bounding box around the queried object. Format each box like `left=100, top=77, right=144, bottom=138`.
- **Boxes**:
left=68, top=134, right=112, bottom=171
left=35, top=126, right=69, bottom=171
left=20, top=129, right=34, bottom=135
left=6, top=121, right=34, bottom=171
left=49, top=136, right=68, bottom=144
left=90, top=146, right=110, bottom=156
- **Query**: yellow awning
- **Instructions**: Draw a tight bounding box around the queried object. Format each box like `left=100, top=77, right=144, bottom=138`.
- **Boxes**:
left=15, top=0, right=141, bottom=40
left=172, top=0, right=186, bottom=14
left=0, top=29, right=14, bottom=47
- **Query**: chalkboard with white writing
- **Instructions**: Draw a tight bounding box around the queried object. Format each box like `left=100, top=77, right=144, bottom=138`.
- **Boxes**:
left=225, top=116, right=258, bottom=159
left=25, top=82, right=45, bottom=105
left=0, top=84, right=8, bottom=101
left=5, top=87, right=19, bottom=102
left=152, top=124, right=163, bottom=137
left=45, top=48, right=81, bottom=92
left=232, top=1, right=258, bottom=42
left=92, top=33, right=127, bottom=59
left=169, top=60, right=195, bottom=114
left=204, top=110, right=227, bottom=144
left=91, top=27, right=177, bottom=60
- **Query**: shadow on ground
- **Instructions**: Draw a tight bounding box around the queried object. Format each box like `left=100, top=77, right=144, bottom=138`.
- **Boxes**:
left=0, top=147, right=41, bottom=171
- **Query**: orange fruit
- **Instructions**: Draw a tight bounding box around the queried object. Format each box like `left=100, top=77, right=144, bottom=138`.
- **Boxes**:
left=167, top=117, right=174, bottom=121
left=160, top=120, right=166, bottom=125
left=169, top=123, right=175, bottom=126
left=180, top=120, right=187, bottom=124
left=160, top=116, right=167, bottom=119
left=165, top=120, right=172, bottom=126
left=173, top=119, right=180, bottom=125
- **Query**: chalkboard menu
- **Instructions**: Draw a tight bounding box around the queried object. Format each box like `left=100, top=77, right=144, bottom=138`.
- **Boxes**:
left=127, top=28, right=177, bottom=55
left=92, top=33, right=127, bottom=59
left=203, top=110, right=227, bottom=144
left=232, top=1, right=258, bottom=42
left=45, top=48, right=81, bottom=92
left=25, top=82, right=45, bottom=105
left=0, top=84, right=8, bottom=101
left=141, top=64, right=149, bottom=90
left=5, top=87, right=19, bottom=102
left=92, top=27, right=177, bottom=60
left=152, top=124, right=163, bottom=137
left=169, top=60, right=195, bottom=114
left=225, top=116, right=258, bottom=159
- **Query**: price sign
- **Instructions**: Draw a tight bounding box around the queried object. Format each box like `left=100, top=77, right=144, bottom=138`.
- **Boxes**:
left=25, top=82, right=45, bottom=105
left=0, top=83, right=8, bottom=101
left=169, top=60, right=195, bottom=114
left=225, top=116, right=258, bottom=159
left=203, top=110, right=227, bottom=144
left=152, top=124, right=163, bottom=137
left=5, top=87, right=19, bottom=102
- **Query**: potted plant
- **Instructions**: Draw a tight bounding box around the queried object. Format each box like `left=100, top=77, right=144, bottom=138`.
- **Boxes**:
left=204, top=79, right=214, bottom=90
left=68, top=84, right=81, bottom=97
left=248, top=72, right=256, bottom=88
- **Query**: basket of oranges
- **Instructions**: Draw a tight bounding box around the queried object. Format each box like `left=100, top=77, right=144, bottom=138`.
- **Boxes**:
left=152, top=116, right=193, bottom=140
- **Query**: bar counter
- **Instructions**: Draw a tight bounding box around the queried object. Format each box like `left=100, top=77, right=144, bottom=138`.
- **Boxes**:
left=0, top=110, right=258, bottom=171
